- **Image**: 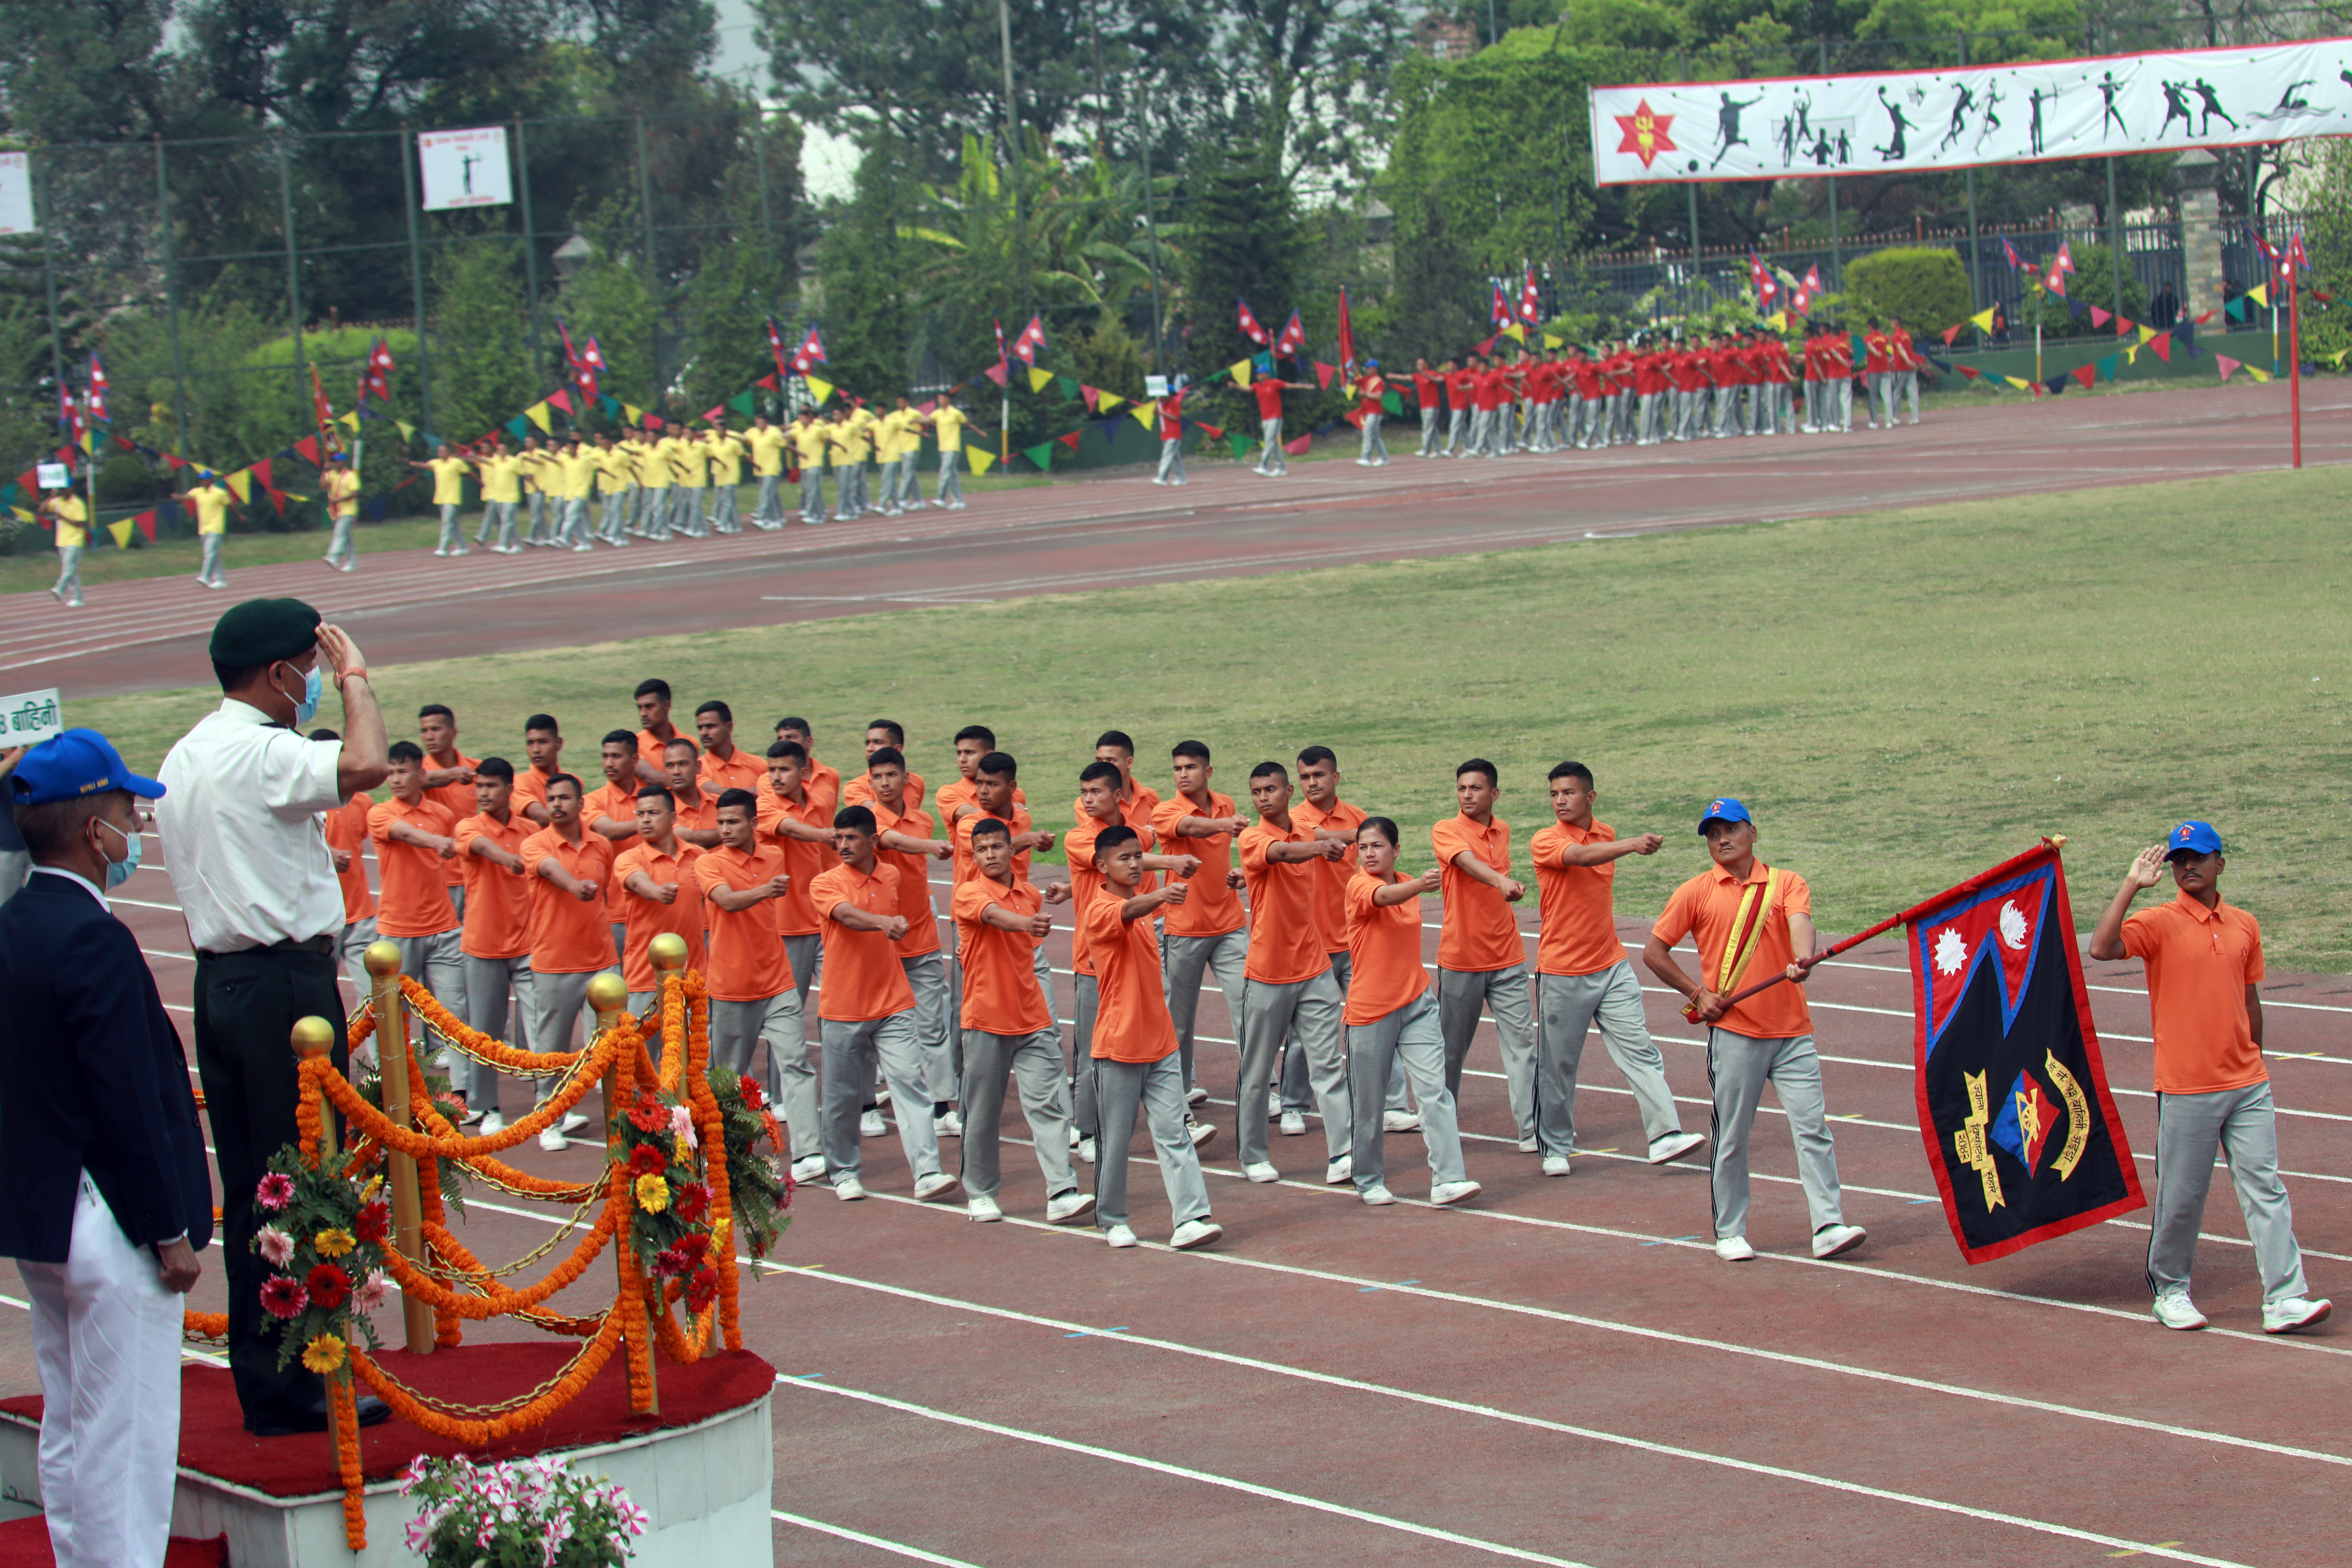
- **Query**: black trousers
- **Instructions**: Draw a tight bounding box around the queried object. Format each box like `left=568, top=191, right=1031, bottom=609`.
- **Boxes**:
left=193, top=945, right=348, bottom=1426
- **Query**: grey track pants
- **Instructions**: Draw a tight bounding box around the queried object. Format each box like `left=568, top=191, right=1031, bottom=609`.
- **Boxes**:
left=768, top=934, right=823, bottom=1156
left=1156, top=439, right=1186, bottom=484
left=1092, top=1050, right=1211, bottom=1233
left=529, top=963, right=620, bottom=1101
left=1348, top=992, right=1467, bottom=1193
left=1163, top=928, right=1247, bottom=1096
left=959, top=1026, right=1077, bottom=1201
left=901, top=951, right=957, bottom=1104
left=1705, top=1028, right=1844, bottom=1241
left=387, top=929, right=467, bottom=1064
left=460, top=953, right=534, bottom=1115
left=934, top=449, right=964, bottom=506
left=1258, top=418, right=1286, bottom=474
left=1437, top=963, right=1538, bottom=1142
left=800, top=467, right=826, bottom=520
left=821, top=1010, right=940, bottom=1185
left=2148, top=1081, right=2310, bottom=1306
left=1418, top=406, right=1440, bottom=455
left=1068, top=975, right=1103, bottom=1141
left=711, top=989, right=807, bottom=1158
left=1534, top=961, right=1683, bottom=1157
left=1236, top=968, right=1348, bottom=1166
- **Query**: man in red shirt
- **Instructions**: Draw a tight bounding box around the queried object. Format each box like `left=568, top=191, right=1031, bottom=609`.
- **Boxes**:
left=1801, top=326, right=1827, bottom=433
left=1524, top=352, right=1560, bottom=453
left=1411, top=357, right=1444, bottom=456
left=1352, top=361, right=1390, bottom=466
left=1863, top=317, right=1893, bottom=429
left=1669, top=337, right=1706, bottom=442
left=1824, top=325, right=1856, bottom=431
left=1250, top=370, right=1309, bottom=476
left=1642, top=797, right=1863, bottom=1264
left=2088, top=823, right=2329, bottom=1334
left=1633, top=343, right=1669, bottom=446
left=1442, top=357, right=1477, bottom=456
left=1151, top=378, right=1188, bottom=486
left=1571, top=349, right=1606, bottom=449
left=1887, top=315, right=1922, bottom=426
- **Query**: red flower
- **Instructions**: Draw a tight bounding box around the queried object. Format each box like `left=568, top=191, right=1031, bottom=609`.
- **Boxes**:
left=737, top=1077, right=766, bottom=1111
left=259, top=1277, right=309, bottom=1319
left=677, top=1233, right=710, bottom=1258
left=686, top=1266, right=719, bottom=1313
left=651, top=1246, right=689, bottom=1279
left=255, top=1172, right=296, bottom=1212
left=672, top=1183, right=710, bottom=1222
left=353, top=1203, right=391, bottom=1245
left=627, top=1092, right=668, bottom=1134
left=628, top=1143, right=667, bottom=1177
left=306, top=1263, right=352, bottom=1309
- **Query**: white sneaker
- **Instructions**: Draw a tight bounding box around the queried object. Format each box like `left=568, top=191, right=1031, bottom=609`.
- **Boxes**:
left=459, top=1105, right=487, bottom=1126
left=966, top=1194, right=1003, bottom=1222
left=1648, top=1131, right=1706, bottom=1165
left=1169, top=1218, right=1224, bottom=1250
left=1184, top=1085, right=1207, bottom=1106
left=1811, top=1224, right=1867, bottom=1259
left=789, top=1154, right=826, bottom=1183
left=1105, top=1223, right=1139, bottom=1248
left=1069, top=1124, right=1083, bottom=1148
left=1429, top=1179, right=1482, bottom=1207
left=1324, top=1155, right=1352, bottom=1185
left=913, top=1171, right=961, bottom=1203
left=559, top=1111, right=591, bottom=1135
left=1714, top=1236, right=1756, bottom=1261
left=860, top=1110, right=887, bottom=1137
left=1516, top=1137, right=1539, bottom=1154
left=1382, top=1110, right=1420, bottom=1132
left=2262, top=1296, right=2331, bottom=1334
left=1243, top=1161, right=1279, bottom=1183
left=835, top=1177, right=867, bottom=1201
left=1077, top=1137, right=1097, bottom=1164
left=1360, top=1184, right=1397, bottom=1206
left=1541, top=1155, right=1571, bottom=1177
left=936, top=1109, right=963, bottom=1137
left=1046, top=1191, right=1096, bottom=1225
left=875, top=1086, right=892, bottom=1107
left=537, top=1126, right=568, bottom=1152
left=1187, top=1118, right=1218, bottom=1149
left=1279, top=1111, right=1307, bottom=1137
left=2152, top=1290, right=2208, bottom=1330
left=480, top=1111, right=506, bottom=1136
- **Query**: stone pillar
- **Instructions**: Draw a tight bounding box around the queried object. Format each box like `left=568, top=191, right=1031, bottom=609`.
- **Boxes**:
left=2175, top=150, right=2225, bottom=320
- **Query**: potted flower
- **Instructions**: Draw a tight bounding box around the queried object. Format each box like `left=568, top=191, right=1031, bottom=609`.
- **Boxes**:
left=400, top=1454, right=649, bottom=1566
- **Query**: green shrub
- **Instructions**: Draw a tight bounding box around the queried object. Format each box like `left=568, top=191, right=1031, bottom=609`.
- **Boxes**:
left=2294, top=301, right=2352, bottom=372
left=1841, top=247, right=1971, bottom=336
left=95, top=453, right=160, bottom=504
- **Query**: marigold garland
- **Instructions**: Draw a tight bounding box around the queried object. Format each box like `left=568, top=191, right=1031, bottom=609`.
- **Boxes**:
left=331, top=1372, right=365, bottom=1548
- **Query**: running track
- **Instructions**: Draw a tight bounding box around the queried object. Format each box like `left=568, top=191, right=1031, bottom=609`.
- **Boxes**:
left=1, top=834, right=2345, bottom=1566
left=8, top=377, right=2346, bottom=698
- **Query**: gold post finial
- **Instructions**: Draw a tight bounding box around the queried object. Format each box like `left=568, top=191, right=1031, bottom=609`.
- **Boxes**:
left=585, top=972, right=630, bottom=1016
left=363, top=939, right=402, bottom=978
left=290, top=1016, right=338, bottom=1058
left=648, top=932, right=688, bottom=973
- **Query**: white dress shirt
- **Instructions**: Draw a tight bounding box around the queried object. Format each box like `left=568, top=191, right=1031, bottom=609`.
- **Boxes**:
left=155, top=698, right=343, bottom=953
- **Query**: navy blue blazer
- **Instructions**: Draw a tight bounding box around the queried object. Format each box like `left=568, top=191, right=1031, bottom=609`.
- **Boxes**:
left=0, top=872, right=214, bottom=1264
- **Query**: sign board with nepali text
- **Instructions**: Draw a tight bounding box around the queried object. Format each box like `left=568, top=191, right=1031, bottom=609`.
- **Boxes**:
left=4, top=689, right=62, bottom=747
left=417, top=127, right=514, bottom=211
left=0, top=153, right=33, bottom=235
left=1590, top=39, right=2352, bottom=185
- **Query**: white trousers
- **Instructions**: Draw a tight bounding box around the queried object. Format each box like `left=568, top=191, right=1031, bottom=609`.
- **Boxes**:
left=16, top=1174, right=183, bottom=1568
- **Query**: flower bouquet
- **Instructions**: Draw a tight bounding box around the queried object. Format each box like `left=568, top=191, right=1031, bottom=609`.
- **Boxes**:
left=400, top=1454, right=649, bottom=1567
left=704, top=1066, right=791, bottom=1262
left=250, top=1150, right=393, bottom=1375
left=612, top=1086, right=721, bottom=1313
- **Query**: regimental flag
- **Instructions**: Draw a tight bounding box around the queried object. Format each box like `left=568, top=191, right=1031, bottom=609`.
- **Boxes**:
left=361, top=336, right=397, bottom=402
left=2285, top=231, right=2310, bottom=275
left=1518, top=269, right=1541, bottom=327
left=994, top=316, right=1008, bottom=374
left=1908, top=841, right=2143, bottom=1263
left=1011, top=314, right=1047, bottom=367
left=309, top=364, right=333, bottom=436
left=87, top=353, right=109, bottom=423
left=1237, top=297, right=1271, bottom=346
left=59, top=387, right=84, bottom=449
left=765, top=316, right=790, bottom=382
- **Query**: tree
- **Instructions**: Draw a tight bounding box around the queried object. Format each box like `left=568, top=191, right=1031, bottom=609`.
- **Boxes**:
left=1386, top=190, right=1483, bottom=365
left=428, top=238, right=540, bottom=441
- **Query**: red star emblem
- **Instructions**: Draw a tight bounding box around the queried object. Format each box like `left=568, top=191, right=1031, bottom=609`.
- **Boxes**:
left=1614, top=99, right=1676, bottom=171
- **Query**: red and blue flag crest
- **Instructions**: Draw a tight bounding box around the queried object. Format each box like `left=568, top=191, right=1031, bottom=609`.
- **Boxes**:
left=1907, top=841, right=2143, bottom=1263
left=1237, top=297, right=1270, bottom=346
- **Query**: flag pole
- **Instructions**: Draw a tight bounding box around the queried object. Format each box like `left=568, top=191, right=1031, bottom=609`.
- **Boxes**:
left=2289, top=257, right=2302, bottom=470
left=1682, top=837, right=2068, bottom=1022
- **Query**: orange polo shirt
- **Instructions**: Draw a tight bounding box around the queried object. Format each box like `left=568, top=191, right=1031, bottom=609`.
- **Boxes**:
left=2121, top=892, right=2267, bottom=1095
left=696, top=747, right=766, bottom=801
left=935, top=776, right=1024, bottom=828
left=582, top=781, right=644, bottom=922
left=510, top=763, right=561, bottom=824
left=1151, top=790, right=1245, bottom=938
left=801, top=757, right=843, bottom=816
left=1239, top=817, right=1328, bottom=985
left=952, top=804, right=1037, bottom=887
left=1430, top=811, right=1524, bottom=973
left=520, top=827, right=619, bottom=974
left=614, top=841, right=707, bottom=991
left=809, top=861, right=917, bottom=1022
left=323, top=793, right=376, bottom=925
left=453, top=811, right=533, bottom=960
left=842, top=769, right=927, bottom=811
left=424, top=751, right=480, bottom=889
left=691, top=843, right=794, bottom=1002
left=636, top=728, right=685, bottom=777
left=951, top=877, right=1053, bottom=1036
left=1081, top=884, right=1179, bottom=1063
left=1072, top=781, right=1161, bottom=830
left=867, top=796, right=943, bottom=958
left=670, top=790, right=717, bottom=843
left=1292, top=796, right=1365, bottom=957
left=367, top=796, right=459, bottom=938
left=755, top=785, right=830, bottom=938
left=1650, top=859, right=1814, bottom=1039
left=1345, top=871, right=1431, bottom=1025
left=1529, top=819, right=1629, bottom=977
left=1064, top=815, right=1157, bottom=978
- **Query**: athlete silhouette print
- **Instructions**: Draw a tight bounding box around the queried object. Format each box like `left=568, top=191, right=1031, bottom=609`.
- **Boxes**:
left=1876, top=86, right=1916, bottom=160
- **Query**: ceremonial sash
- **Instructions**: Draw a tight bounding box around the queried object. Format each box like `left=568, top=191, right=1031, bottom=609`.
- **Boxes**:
left=1712, top=867, right=1782, bottom=998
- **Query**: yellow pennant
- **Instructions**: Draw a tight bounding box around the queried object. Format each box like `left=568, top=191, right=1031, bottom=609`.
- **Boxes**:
left=225, top=470, right=253, bottom=502
left=1097, top=390, right=1125, bottom=412
left=1228, top=359, right=1254, bottom=387
left=2245, top=363, right=2272, bottom=382
left=2248, top=282, right=2270, bottom=306
left=1969, top=306, right=1997, bottom=331
left=1501, top=324, right=1526, bottom=342
left=1026, top=365, right=1054, bottom=394
left=802, top=377, right=833, bottom=406
left=1765, top=310, right=1787, bottom=331
left=622, top=402, right=644, bottom=424
left=1130, top=402, right=1157, bottom=431
left=965, top=447, right=996, bottom=475
left=107, top=518, right=135, bottom=548
left=1543, top=333, right=1563, bottom=348
left=525, top=401, right=552, bottom=433
left=395, top=418, right=416, bottom=441
left=2004, top=375, right=2034, bottom=389
left=336, top=412, right=359, bottom=431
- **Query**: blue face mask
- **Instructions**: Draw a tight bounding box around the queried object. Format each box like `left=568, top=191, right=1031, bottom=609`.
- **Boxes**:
left=96, top=818, right=141, bottom=891
left=278, top=661, right=322, bottom=726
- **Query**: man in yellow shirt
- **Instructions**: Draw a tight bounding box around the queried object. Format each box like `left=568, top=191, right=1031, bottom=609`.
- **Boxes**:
left=321, top=452, right=361, bottom=574
left=41, top=483, right=88, bottom=608
left=704, top=425, right=746, bottom=535
left=834, top=404, right=874, bottom=520
left=745, top=414, right=790, bottom=529
left=471, top=436, right=525, bottom=553
left=632, top=429, right=674, bottom=541
left=930, top=397, right=972, bottom=510
left=186, top=472, right=236, bottom=589
left=667, top=428, right=708, bottom=538
left=593, top=433, right=634, bottom=547
left=408, top=441, right=475, bottom=556
left=559, top=436, right=600, bottom=551
left=789, top=410, right=829, bottom=525
left=517, top=435, right=556, bottom=547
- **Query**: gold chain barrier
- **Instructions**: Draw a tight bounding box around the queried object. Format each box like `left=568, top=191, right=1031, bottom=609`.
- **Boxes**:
left=249, top=932, right=758, bottom=1550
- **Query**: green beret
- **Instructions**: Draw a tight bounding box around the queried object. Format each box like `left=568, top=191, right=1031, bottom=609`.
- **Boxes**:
left=208, top=597, right=322, bottom=668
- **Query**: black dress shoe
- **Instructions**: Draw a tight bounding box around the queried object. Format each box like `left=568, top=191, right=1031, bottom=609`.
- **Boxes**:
left=245, top=1394, right=391, bottom=1437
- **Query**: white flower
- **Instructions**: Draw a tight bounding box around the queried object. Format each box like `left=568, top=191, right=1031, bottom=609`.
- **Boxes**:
left=669, top=1103, right=698, bottom=1147
left=255, top=1226, right=295, bottom=1267
left=353, top=1269, right=389, bottom=1313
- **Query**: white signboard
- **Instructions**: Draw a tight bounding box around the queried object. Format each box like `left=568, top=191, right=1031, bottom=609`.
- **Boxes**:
left=35, top=463, right=69, bottom=490
left=417, top=127, right=513, bottom=211
left=0, top=154, right=33, bottom=235
left=4, top=688, right=61, bottom=746
left=1589, top=38, right=2352, bottom=184
left=1144, top=375, right=1170, bottom=399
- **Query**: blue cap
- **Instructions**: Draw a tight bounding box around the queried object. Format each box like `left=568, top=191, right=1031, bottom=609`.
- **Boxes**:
left=2165, top=820, right=2223, bottom=858
left=1697, top=796, right=1752, bottom=832
left=8, top=728, right=167, bottom=806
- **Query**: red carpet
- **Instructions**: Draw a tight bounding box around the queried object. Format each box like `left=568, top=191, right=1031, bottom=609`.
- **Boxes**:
left=0, top=1516, right=226, bottom=1567
left=0, top=1345, right=774, bottom=1499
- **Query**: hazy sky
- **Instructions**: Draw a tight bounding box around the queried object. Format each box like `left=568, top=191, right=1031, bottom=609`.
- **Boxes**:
left=710, top=0, right=861, bottom=202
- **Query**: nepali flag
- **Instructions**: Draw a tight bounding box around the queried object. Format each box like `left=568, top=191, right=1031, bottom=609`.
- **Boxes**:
left=361, top=335, right=396, bottom=402
left=86, top=353, right=108, bottom=423
left=1801, top=263, right=1821, bottom=294
left=1490, top=278, right=1511, bottom=329
left=1748, top=252, right=1780, bottom=306
left=1237, top=297, right=1271, bottom=346
left=790, top=323, right=828, bottom=373
left=2285, top=231, right=2310, bottom=274
left=60, top=386, right=84, bottom=447
left=2045, top=241, right=2074, bottom=297
left=1518, top=269, right=1541, bottom=326
left=310, top=363, right=333, bottom=433
left=2002, top=235, right=2024, bottom=272
left=1011, top=314, right=1047, bottom=366
left=1908, top=840, right=2142, bottom=1264
left=1273, top=309, right=1305, bottom=359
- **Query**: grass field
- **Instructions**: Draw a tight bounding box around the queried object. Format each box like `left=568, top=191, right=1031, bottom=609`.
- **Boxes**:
left=73, top=465, right=2352, bottom=969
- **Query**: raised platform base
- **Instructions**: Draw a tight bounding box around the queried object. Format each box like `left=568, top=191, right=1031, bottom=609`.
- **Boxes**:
left=0, top=1346, right=774, bottom=1567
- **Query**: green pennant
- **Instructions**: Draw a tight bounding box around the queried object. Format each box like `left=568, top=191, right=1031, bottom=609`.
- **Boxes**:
left=1226, top=432, right=1256, bottom=460
left=1850, top=332, right=1869, bottom=359
left=2225, top=297, right=2247, bottom=321
left=505, top=416, right=530, bottom=440
left=727, top=390, right=756, bottom=416
left=1381, top=391, right=1403, bottom=416
left=1055, top=376, right=1080, bottom=402
left=1022, top=441, right=1055, bottom=470
left=2097, top=354, right=2121, bottom=382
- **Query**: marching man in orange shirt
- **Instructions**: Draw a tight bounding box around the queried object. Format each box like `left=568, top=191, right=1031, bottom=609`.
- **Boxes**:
left=695, top=789, right=821, bottom=1182
left=1235, top=760, right=1353, bottom=1186
left=2088, top=823, right=2330, bottom=1333
left=1642, top=798, right=1863, bottom=1264
left=367, top=740, right=468, bottom=1029
left=1431, top=760, right=1540, bottom=1153
left=614, top=785, right=706, bottom=1015
left=519, top=774, right=618, bottom=1152
left=453, top=757, right=538, bottom=1132
left=1529, top=762, right=1705, bottom=1176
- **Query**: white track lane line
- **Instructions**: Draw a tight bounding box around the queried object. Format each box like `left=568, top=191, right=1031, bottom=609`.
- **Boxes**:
left=770, top=1507, right=987, bottom=1567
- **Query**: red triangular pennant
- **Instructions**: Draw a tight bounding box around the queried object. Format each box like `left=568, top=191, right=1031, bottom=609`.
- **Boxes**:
left=2089, top=306, right=2110, bottom=327
left=252, top=457, right=274, bottom=489
left=1079, top=384, right=1100, bottom=412
left=983, top=363, right=1008, bottom=387
left=2148, top=333, right=2172, bottom=362
left=2214, top=354, right=2240, bottom=381
left=755, top=374, right=777, bottom=390
left=294, top=434, right=322, bottom=466
left=163, top=452, right=188, bottom=469
left=2070, top=363, right=2097, bottom=389
left=1056, top=431, right=1081, bottom=450
left=1940, top=324, right=1963, bottom=346
left=547, top=388, right=573, bottom=413
left=2114, top=318, right=2136, bottom=336
left=1192, top=422, right=1224, bottom=441
left=1313, top=362, right=1336, bottom=390
left=133, top=508, right=157, bottom=541
left=1958, top=365, right=1982, bottom=380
